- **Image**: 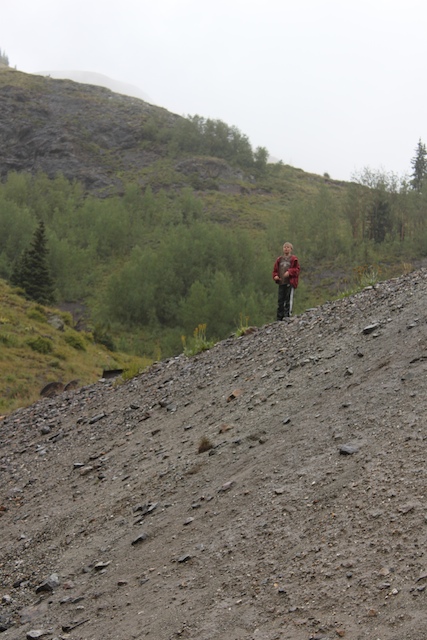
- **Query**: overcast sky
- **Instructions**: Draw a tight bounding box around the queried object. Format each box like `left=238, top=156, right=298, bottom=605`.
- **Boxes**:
left=2, top=0, right=426, bottom=181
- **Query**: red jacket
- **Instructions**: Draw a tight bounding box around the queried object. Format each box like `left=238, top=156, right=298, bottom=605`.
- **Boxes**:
left=272, top=254, right=300, bottom=289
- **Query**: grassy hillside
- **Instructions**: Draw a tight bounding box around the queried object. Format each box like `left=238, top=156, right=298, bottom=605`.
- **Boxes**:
left=0, top=279, right=148, bottom=414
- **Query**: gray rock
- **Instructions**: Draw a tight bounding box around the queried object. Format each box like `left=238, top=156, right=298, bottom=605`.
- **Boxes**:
left=362, top=323, right=380, bottom=334
left=339, top=443, right=360, bottom=455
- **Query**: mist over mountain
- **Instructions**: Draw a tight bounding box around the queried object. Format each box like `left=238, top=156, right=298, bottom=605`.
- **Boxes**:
left=35, top=69, right=153, bottom=103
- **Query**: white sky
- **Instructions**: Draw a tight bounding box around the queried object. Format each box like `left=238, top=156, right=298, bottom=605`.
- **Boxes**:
left=1, top=0, right=426, bottom=181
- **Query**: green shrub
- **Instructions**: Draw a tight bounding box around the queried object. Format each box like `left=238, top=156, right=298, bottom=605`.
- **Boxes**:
left=64, top=331, right=86, bottom=351
left=26, top=335, right=53, bottom=354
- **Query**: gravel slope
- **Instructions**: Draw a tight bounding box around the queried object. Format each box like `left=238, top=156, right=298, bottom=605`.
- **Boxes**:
left=1, top=268, right=426, bottom=640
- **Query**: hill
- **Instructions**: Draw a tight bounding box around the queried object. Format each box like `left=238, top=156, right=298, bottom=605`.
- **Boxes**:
left=0, top=67, right=178, bottom=195
left=0, top=66, right=340, bottom=199
left=0, top=267, right=426, bottom=639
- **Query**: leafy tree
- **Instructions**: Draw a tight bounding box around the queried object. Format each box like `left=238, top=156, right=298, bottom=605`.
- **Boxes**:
left=169, top=115, right=265, bottom=170
left=344, top=183, right=367, bottom=241
left=11, top=221, right=56, bottom=304
left=410, top=139, right=427, bottom=191
left=351, top=168, right=402, bottom=244
left=254, top=146, right=269, bottom=175
left=368, top=195, right=392, bottom=243
left=178, top=187, right=204, bottom=224
left=178, top=280, right=209, bottom=332
left=205, top=270, right=236, bottom=337
left=99, top=247, right=158, bottom=326
left=0, top=195, right=34, bottom=267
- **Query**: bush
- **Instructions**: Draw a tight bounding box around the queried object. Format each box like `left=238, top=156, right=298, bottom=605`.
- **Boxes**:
left=198, top=436, right=213, bottom=454
left=93, top=324, right=116, bottom=351
left=26, top=335, right=53, bottom=354
left=64, top=331, right=86, bottom=351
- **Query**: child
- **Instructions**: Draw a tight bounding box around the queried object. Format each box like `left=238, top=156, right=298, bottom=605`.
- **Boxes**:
left=272, top=242, right=300, bottom=320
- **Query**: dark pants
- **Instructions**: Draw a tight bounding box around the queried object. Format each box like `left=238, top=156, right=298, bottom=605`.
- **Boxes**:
left=277, top=284, right=294, bottom=320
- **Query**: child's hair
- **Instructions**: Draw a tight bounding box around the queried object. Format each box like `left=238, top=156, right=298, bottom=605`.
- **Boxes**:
left=283, top=242, right=293, bottom=250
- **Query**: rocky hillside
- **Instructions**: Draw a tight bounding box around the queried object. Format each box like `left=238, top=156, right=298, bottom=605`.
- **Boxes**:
left=0, top=67, right=178, bottom=194
left=0, top=268, right=426, bottom=639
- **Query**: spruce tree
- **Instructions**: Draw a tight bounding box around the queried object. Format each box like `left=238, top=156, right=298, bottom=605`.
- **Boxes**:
left=0, top=48, right=9, bottom=66
left=410, top=138, right=427, bottom=191
left=11, top=221, right=56, bottom=304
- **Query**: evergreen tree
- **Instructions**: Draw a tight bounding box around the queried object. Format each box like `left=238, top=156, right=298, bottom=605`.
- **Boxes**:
left=0, top=48, right=9, bottom=66
left=11, top=221, right=56, bottom=304
left=410, top=139, right=427, bottom=191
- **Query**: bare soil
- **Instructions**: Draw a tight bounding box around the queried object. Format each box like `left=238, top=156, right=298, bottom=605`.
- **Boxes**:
left=1, top=268, right=427, bottom=640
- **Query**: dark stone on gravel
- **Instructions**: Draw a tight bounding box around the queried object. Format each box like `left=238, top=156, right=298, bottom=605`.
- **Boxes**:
left=177, top=554, right=192, bottom=563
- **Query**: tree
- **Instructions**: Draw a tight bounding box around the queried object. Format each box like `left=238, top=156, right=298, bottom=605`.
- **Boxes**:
left=351, top=168, right=402, bottom=244
left=410, top=139, right=427, bottom=191
left=11, top=221, right=56, bottom=304
left=254, top=146, right=268, bottom=175
left=0, top=48, right=9, bottom=67
left=368, top=195, right=392, bottom=243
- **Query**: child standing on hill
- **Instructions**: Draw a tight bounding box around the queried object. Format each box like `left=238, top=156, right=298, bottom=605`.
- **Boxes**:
left=272, top=242, right=300, bottom=320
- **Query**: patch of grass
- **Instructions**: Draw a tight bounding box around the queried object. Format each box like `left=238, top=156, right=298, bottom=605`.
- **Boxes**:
left=336, top=264, right=382, bottom=299
left=120, top=362, right=145, bottom=382
left=357, top=265, right=381, bottom=288
left=27, top=306, right=47, bottom=322
left=182, top=324, right=216, bottom=356
left=3, top=381, right=31, bottom=401
left=48, top=359, right=63, bottom=369
left=234, top=313, right=251, bottom=337
left=0, top=332, right=18, bottom=347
